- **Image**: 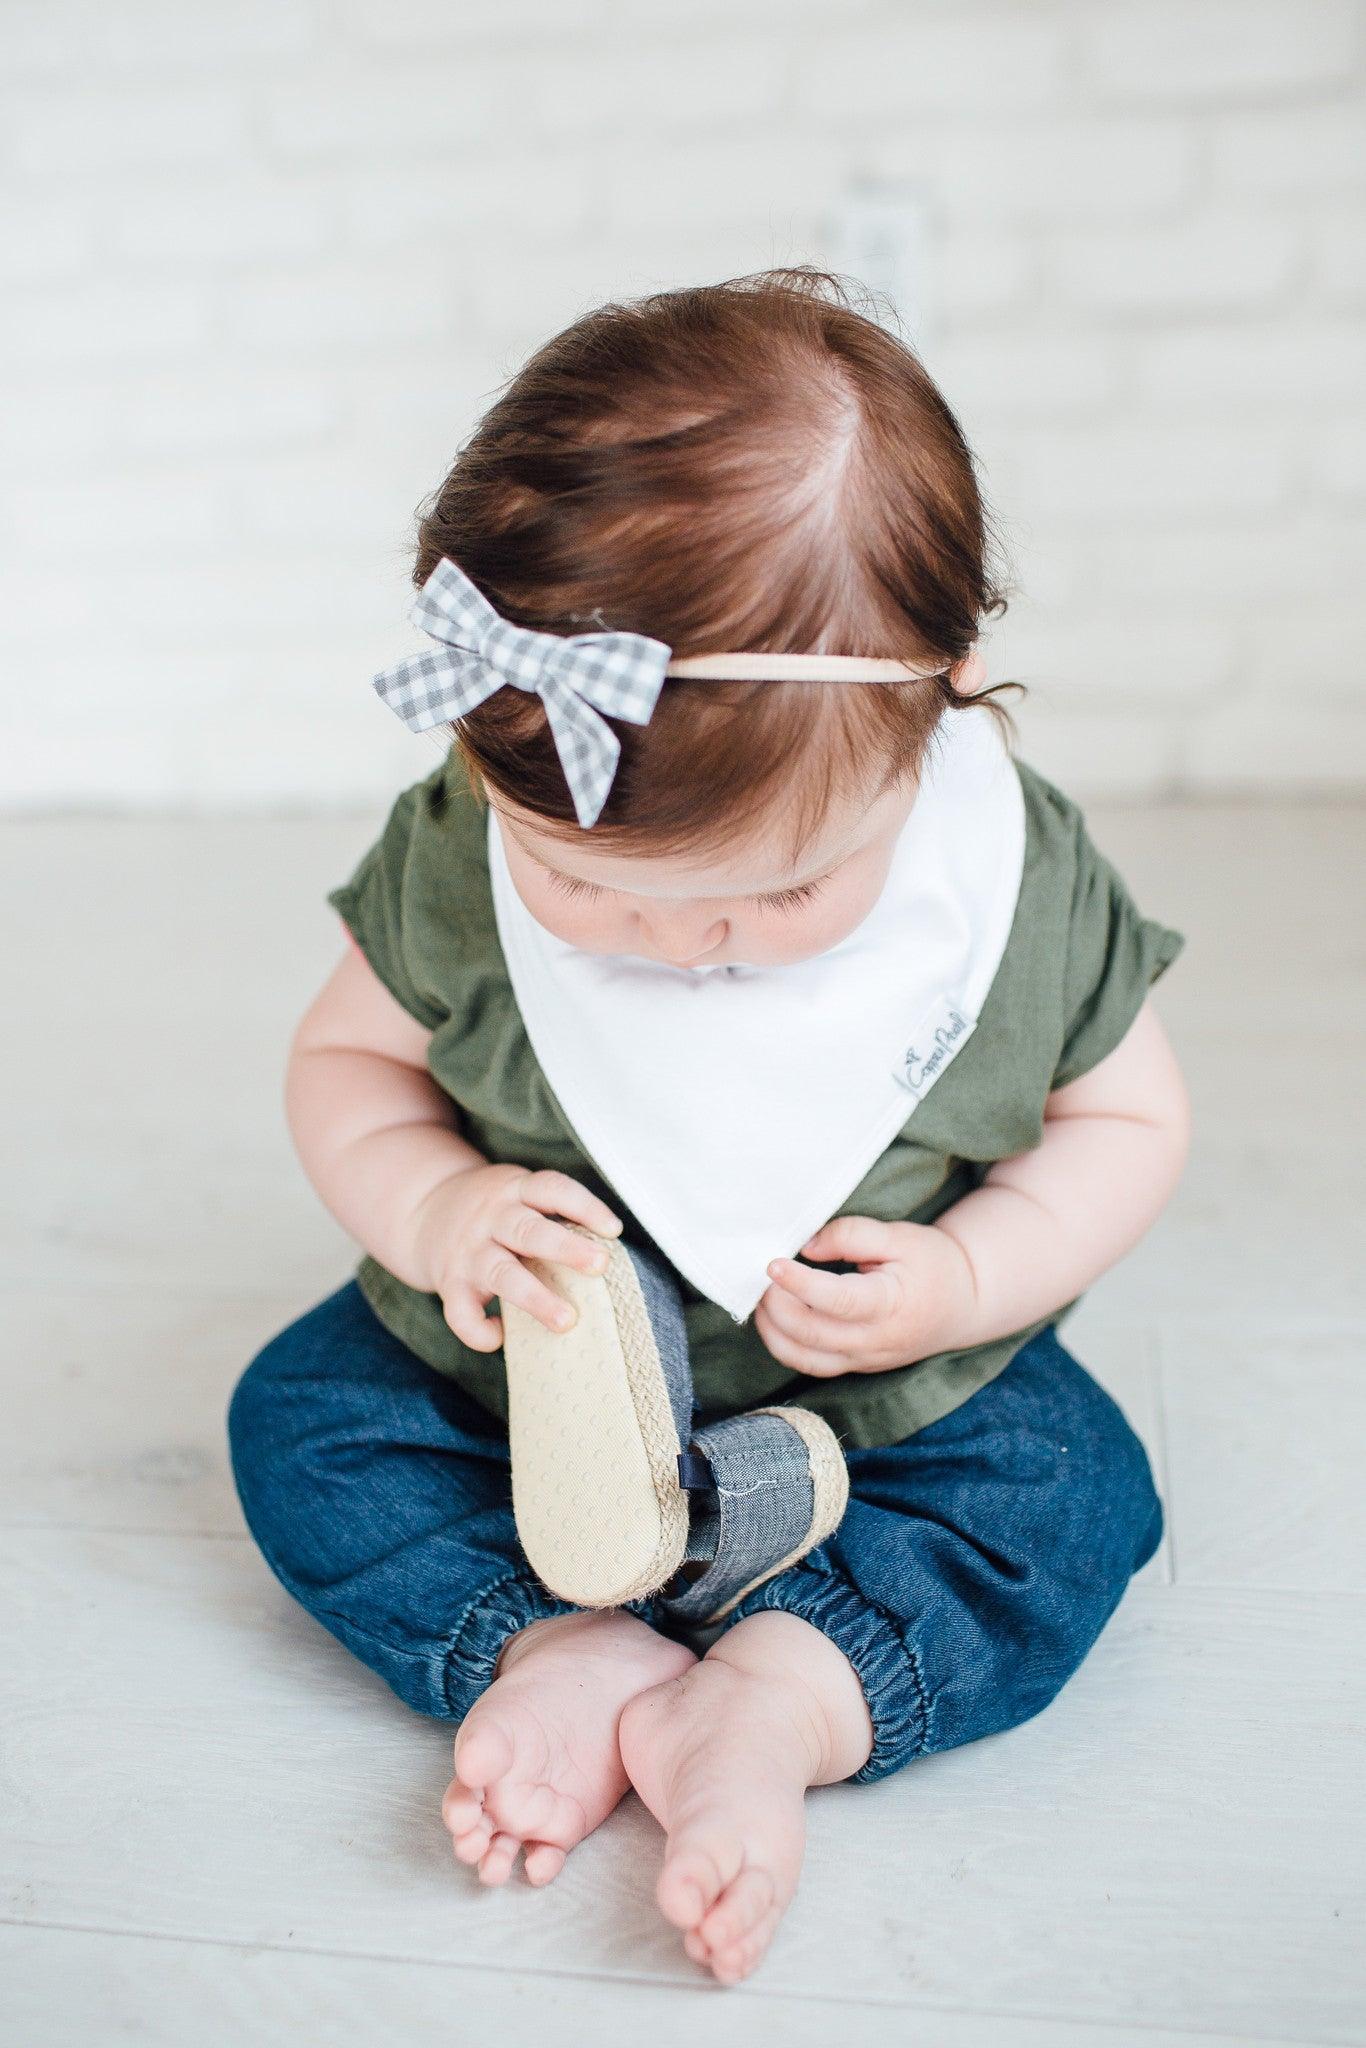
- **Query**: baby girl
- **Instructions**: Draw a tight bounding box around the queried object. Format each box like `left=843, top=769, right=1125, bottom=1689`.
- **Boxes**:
left=229, top=268, right=1189, bottom=1987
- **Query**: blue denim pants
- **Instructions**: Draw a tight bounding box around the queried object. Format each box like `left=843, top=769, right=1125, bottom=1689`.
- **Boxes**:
left=227, top=1280, right=1161, bottom=1783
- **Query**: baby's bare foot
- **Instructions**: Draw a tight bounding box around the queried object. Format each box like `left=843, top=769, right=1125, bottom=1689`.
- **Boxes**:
left=443, top=1609, right=695, bottom=1888
left=619, top=1648, right=838, bottom=1985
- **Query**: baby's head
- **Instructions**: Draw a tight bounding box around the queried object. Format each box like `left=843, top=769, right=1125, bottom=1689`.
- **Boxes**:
left=413, top=267, right=1017, bottom=968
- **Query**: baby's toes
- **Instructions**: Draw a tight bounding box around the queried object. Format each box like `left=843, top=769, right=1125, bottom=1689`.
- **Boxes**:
left=485, top=1774, right=582, bottom=1850
left=709, top=1904, right=783, bottom=1986
left=657, top=1838, right=740, bottom=1931
left=697, top=1864, right=775, bottom=1954
left=452, top=1716, right=513, bottom=1794
left=447, top=1807, right=495, bottom=1868
left=441, top=1777, right=486, bottom=1838
left=442, top=1779, right=494, bottom=1866
left=451, top=1822, right=494, bottom=1867
left=476, top=1831, right=522, bottom=1887
left=522, top=1841, right=567, bottom=1887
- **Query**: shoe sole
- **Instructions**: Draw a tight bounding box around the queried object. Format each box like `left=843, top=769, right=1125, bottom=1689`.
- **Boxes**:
left=501, top=1230, right=689, bottom=1608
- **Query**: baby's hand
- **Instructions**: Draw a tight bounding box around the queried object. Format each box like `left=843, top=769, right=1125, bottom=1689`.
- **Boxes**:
left=408, top=1164, right=622, bottom=1354
left=755, top=1217, right=977, bottom=1377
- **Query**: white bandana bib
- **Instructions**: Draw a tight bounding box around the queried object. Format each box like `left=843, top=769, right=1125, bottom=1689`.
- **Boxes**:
left=487, top=707, right=1026, bottom=1323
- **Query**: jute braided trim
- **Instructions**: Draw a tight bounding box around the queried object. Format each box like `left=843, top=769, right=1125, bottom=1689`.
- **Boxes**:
left=587, top=1232, right=689, bottom=1603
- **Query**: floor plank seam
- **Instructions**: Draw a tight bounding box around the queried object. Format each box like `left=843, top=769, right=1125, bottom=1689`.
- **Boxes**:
left=0, top=1521, right=251, bottom=1543
left=0, top=1275, right=354, bottom=1303
left=0, top=1916, right=1327, bottom=2044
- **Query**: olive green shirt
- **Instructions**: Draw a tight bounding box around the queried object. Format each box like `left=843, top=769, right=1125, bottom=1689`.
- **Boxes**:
left=326, top=746, right=1184, bottom=1449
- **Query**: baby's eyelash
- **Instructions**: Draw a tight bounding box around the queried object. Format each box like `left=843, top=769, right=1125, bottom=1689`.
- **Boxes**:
left=544, top=870, right=829, bottom=913
left=546, top=870, right=605, bottom=903
left=544, top=868, right=610, bottom=901
left=753, top=878, right=828, bottom=913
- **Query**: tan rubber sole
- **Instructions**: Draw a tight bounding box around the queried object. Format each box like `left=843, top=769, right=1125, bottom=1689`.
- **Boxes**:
left=501, top=1230, right=689, bottom=1609
left=698, top=1404, right=851, bottom=1623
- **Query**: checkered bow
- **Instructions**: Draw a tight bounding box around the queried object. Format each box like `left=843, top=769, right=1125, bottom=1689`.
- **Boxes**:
left=371, top=555, right=672, bottom=829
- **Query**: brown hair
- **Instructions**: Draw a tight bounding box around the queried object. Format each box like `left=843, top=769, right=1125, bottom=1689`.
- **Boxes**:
left=410, top=266, right=1021, bottom=862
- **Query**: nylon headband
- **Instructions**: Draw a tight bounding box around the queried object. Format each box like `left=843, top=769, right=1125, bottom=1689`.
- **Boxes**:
left=373, top=555, right=948, bottom=828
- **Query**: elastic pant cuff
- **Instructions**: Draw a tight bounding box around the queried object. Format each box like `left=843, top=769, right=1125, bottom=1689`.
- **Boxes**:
left=441, top=1570, right=579, bottom=1725
left=721, top=1558, right=930, bottom=1782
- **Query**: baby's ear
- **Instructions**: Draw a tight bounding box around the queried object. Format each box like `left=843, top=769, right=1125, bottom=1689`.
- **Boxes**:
left=952, top=647, right=987, bottom=694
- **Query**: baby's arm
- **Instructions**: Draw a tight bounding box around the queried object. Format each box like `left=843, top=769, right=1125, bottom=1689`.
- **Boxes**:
left=287, top=940, right=484, bottom=1287
left=930, top=996, right=1191, bottom=1346
left=759, top=999, right=1191, bottom=1373
left=286, top=940, right=621, bottom=1347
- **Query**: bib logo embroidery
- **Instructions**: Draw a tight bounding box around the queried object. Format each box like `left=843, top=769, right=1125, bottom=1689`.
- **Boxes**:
left=894, top=1002, right=970, bottom=1099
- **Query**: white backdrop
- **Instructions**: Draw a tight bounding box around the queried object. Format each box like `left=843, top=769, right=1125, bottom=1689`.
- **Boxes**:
left=4, top=0, right=1364, bottom=809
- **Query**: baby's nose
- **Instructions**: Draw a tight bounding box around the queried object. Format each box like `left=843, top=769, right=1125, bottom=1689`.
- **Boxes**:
left=639, top=907, right=729, bottom=963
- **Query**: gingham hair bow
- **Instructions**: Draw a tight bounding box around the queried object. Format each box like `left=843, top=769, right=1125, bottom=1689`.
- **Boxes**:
left=371, top=556, right=672, bottom=829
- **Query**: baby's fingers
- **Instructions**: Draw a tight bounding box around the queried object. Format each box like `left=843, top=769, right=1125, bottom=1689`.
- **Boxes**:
left=482, top=1250, right=576, bottom=1336
left=521, top=1169, right=622, bottom=1241
left=758, top=1279, right=860, bottom=1356
left=441, top=1283, right=504, bottom=1353
left=801, top=1215, right=896, bottom=1265
left=765, top=1256, right=889, bottom=1322
left=501, top=1208, right=611, bottom=1278
left=753, top=1299, right=850, bottom=1379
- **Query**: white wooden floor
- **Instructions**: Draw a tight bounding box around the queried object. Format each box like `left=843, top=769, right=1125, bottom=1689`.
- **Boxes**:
left=3, top=799, right=1364, bottom=2048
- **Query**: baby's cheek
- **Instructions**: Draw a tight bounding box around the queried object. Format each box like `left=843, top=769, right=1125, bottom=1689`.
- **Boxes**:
left=741, top=900, right=859, bottom=964
left=521, top=883, right=619, bottom=951
left=794, top=887, right=881, bottom=959
left=545, top=900, right=647, bottom=956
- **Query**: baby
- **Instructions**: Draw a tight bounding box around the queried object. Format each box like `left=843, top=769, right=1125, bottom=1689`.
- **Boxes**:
left=229, top=268, right=1190, bottom=1987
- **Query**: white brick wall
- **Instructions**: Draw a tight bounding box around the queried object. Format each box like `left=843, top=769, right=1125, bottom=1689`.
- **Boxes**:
left=3, top=0, right=1364, bottom=808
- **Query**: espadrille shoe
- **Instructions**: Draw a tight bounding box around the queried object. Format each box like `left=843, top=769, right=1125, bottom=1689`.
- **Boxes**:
left=499, top=1228, right=694, bottom=1609
left=658, top=1405, right=850, bottom=1626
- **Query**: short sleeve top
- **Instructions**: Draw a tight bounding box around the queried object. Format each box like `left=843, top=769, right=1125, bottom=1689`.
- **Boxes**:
left=326, top=747, right=1185, bottom=1449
